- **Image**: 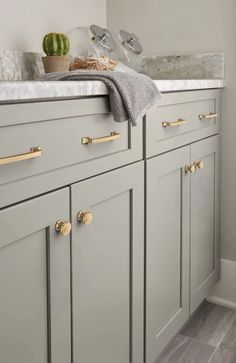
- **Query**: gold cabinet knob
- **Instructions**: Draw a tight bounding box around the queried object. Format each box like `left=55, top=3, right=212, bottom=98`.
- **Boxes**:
left=55, top=220, right=72, bottom=236
left=194, top=160, right=204, bottom=169
left=185, top=164, right=196, bottom=174
left=77, top=211, right=93, bottom=225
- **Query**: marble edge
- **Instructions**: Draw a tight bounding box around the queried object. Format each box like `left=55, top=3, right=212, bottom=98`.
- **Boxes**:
left=156, top=79, right=225, bottom=92
left=0, top=79, right=225, bottom=103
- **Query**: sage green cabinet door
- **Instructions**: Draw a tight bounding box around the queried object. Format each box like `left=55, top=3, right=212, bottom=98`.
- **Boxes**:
left=0, top=189, right=71, bottom=363
left=146, top=147, right=190, bottom=363
left=71, top=162, right=144, bottom=363
left=190, top=135, right=220, bottom=314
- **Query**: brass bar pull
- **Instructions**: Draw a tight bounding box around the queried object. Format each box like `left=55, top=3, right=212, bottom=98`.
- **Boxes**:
left=198, top=112, right=218, bottom=120
left=162, top=118, right=187, bottom=127
left=0, top=146, right=42, bottom=165
left=81, top=132, right=121, bottom=145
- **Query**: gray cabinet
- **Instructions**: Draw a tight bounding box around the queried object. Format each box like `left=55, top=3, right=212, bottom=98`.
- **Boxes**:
left=146, top=135, right=220, bottom=362
left=0, top=188, right=71, bottom=363
left=145, top=90, right=221, bottom=157
left=0, top=90, right=221, bottom=363
left=146, top=146, right=190, bottom=363
left=190, top=135, right=220, bottom=313
left=71, top=162, right=144, bottom=363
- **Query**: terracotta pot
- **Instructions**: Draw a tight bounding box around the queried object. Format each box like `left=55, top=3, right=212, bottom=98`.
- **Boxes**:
left=42, top=56, right=71, bottom=73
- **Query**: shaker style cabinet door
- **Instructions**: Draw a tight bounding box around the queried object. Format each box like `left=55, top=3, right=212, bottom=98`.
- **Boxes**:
left=190, top=135, right=220, bottom=313
left=71, top=162, right=144, bottom=363
left=0, top=189, right=71, bottom=363
left=146, top=146, right=190, bottom=363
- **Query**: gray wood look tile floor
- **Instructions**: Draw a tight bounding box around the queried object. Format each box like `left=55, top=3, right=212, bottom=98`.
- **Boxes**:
left=156, top=302, right=236, bottom=363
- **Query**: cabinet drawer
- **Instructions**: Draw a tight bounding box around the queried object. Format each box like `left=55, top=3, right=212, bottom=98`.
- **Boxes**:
left=145, top=90, right=221, bottom=156
left=0, top=98, right=142, bottom=207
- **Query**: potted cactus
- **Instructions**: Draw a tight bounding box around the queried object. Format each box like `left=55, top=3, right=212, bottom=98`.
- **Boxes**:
left=42, top=32, right=71, bottom=73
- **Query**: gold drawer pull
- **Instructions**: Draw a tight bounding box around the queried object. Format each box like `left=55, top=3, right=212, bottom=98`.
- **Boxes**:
left=81, top=132, right=120, bottom=145
left=162, top=118, right=187, bottom=127
left=198, top=112, right=218, bottom=120
left=0, top=146, right=42, bottom=165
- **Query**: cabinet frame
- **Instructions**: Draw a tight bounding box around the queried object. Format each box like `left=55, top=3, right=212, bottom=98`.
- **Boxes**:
left=71, top=162, right=145, bottom=363
left=0, top=188, right=71, bottom=363
left=145, top=134, right=220, bottom=362
left=145, top=146, right=190, bottom=362
left=190, top=135, right=220, bottom=313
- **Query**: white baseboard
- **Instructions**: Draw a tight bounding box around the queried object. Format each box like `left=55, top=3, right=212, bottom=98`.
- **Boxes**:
left=207, top=258, right=236, bottom=310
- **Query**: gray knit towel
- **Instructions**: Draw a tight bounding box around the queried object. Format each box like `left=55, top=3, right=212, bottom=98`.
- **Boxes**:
left=39, top=70, right=161, bottom=126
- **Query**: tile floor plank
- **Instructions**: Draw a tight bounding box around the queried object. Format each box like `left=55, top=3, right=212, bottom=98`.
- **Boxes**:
left=209, top=320, right=236, bottom=362
left=209, top=345, right=236, bottom=363
left=221, top=319, right=236, bottom=348
left=181, top=302, right=236, bottom=347
left=155, top=334, right=215, bottom=363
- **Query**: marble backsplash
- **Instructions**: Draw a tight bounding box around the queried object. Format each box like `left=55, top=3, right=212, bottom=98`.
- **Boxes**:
left=0, top=50, right=44, bottom=81
left=141, top=53, right=224, bottom=80
left=0, top=51, right=224, bottom=81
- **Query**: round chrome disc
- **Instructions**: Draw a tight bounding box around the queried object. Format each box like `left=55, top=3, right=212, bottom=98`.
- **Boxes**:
left=90, top=25, right=117, bottom=52
left=118, top=29, right=143, bottom=55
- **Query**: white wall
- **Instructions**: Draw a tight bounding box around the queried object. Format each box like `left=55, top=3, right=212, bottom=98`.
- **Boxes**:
left=0, top=0, right=107, bottom=52
left=108, top=0, right=236, bottom=262
left=207, top=259, right=236, bottom=309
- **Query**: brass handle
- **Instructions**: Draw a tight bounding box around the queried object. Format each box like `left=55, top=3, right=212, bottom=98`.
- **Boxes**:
left=0, top=146, right=42, bottom=165
left=55, top=220, right=72, bottom=236
left=198, top=112, right=218, bottom=120
left=194, top=160, right=204, bottom=170
left=185, top=164, right=196, bottom=174
left=81, top=132, right=120, bottom=145
left=162, top=118, right=187, bottom=127
left=77, top=211, right=93, bottom=225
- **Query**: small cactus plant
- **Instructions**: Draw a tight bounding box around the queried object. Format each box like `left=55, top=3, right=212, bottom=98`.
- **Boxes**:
left=42, top=33, right=71, bottom=73
left=43, top=33, right=70, bottom=56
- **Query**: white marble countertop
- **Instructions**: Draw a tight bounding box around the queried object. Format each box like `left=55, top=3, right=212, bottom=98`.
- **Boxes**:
left=0, top=79, right=224, bottom=103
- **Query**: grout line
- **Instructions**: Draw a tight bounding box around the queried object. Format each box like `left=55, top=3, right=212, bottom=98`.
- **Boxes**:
left=207, top=346, right=218, bottom=363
